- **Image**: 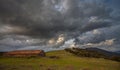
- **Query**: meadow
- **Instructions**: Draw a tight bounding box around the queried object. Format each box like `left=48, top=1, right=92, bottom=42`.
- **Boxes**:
left=0, top=50, right=120, bottom=70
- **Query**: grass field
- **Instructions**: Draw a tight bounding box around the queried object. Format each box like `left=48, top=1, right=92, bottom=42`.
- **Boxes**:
left=0, top=50, right=120, bottom=70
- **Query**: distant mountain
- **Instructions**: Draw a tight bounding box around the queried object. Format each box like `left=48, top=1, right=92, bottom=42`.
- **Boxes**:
left=85, top=48, right=120, bottom=57
left=116, top=51, right=120, bottom=54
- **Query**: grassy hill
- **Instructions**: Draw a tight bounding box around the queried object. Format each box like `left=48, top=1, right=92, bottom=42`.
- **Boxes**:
left=65, top=48, right=120, bottom=61
left=0, top=50, right=120, bottom=70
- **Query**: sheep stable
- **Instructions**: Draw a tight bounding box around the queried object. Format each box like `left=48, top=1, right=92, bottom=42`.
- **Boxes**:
left=3, top=50, right=46, bottom=57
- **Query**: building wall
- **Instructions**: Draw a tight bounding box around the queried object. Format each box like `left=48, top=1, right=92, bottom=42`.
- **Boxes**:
left=3, top=50, right=46, bottom=57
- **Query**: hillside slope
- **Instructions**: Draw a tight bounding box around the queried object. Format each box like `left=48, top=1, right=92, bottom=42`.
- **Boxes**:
left=0, top=50, right=120, bottom=70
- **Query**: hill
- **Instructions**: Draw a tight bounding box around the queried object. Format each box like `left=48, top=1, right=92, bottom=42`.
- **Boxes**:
left=86, top=48, right=120, bottom=56
left=116, top=51, right=120, bottom=54
left=65, top=48, right=120, bottom=62
left=0, top=50, right=120, bottom=70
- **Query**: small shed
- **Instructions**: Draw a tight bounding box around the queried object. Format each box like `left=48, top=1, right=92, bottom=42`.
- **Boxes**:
left=3, top=50, right=45, bottom=57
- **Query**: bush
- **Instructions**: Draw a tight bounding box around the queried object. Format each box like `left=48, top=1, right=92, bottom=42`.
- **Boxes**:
left=0, top=52, right=5, bottom=56
left=48, top=56, right=60, bottom=59
left=65, top=48, right=107, bottom=59
left=110, top=56, right=120, bottom=62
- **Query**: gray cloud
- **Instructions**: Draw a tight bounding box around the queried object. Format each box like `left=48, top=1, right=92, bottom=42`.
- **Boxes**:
left=0, top=0, right=120, bottom=51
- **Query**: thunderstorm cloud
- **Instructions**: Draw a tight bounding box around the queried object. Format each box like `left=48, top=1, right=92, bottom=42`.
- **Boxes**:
left=0, top=0, right=120, bottom=52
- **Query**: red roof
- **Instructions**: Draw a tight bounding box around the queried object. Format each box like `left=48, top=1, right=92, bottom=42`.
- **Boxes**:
left=4, top=50, right=44, bottom=55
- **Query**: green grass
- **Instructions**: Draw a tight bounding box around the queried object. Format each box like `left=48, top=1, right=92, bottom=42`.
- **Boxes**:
left=0, top=50, right=120, bottom=70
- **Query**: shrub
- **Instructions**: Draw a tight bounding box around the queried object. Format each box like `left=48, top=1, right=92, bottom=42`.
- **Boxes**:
left=48, top=56, right=60, bottom=59
left=110, top=56, right=120, bottom=62
left=65, top=48, right=107, bottom=59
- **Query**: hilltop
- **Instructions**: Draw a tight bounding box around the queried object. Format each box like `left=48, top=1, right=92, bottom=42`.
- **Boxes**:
left=0, top=50, right=120, bottom=70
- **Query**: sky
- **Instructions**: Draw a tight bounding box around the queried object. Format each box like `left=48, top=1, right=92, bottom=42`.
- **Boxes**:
left=0, top=0, right=120, bottom=52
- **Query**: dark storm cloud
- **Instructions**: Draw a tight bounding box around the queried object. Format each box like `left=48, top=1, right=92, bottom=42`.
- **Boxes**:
left=0, top=0, right=120, bottom=51
left=0, top=0, right=112, bottom=37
